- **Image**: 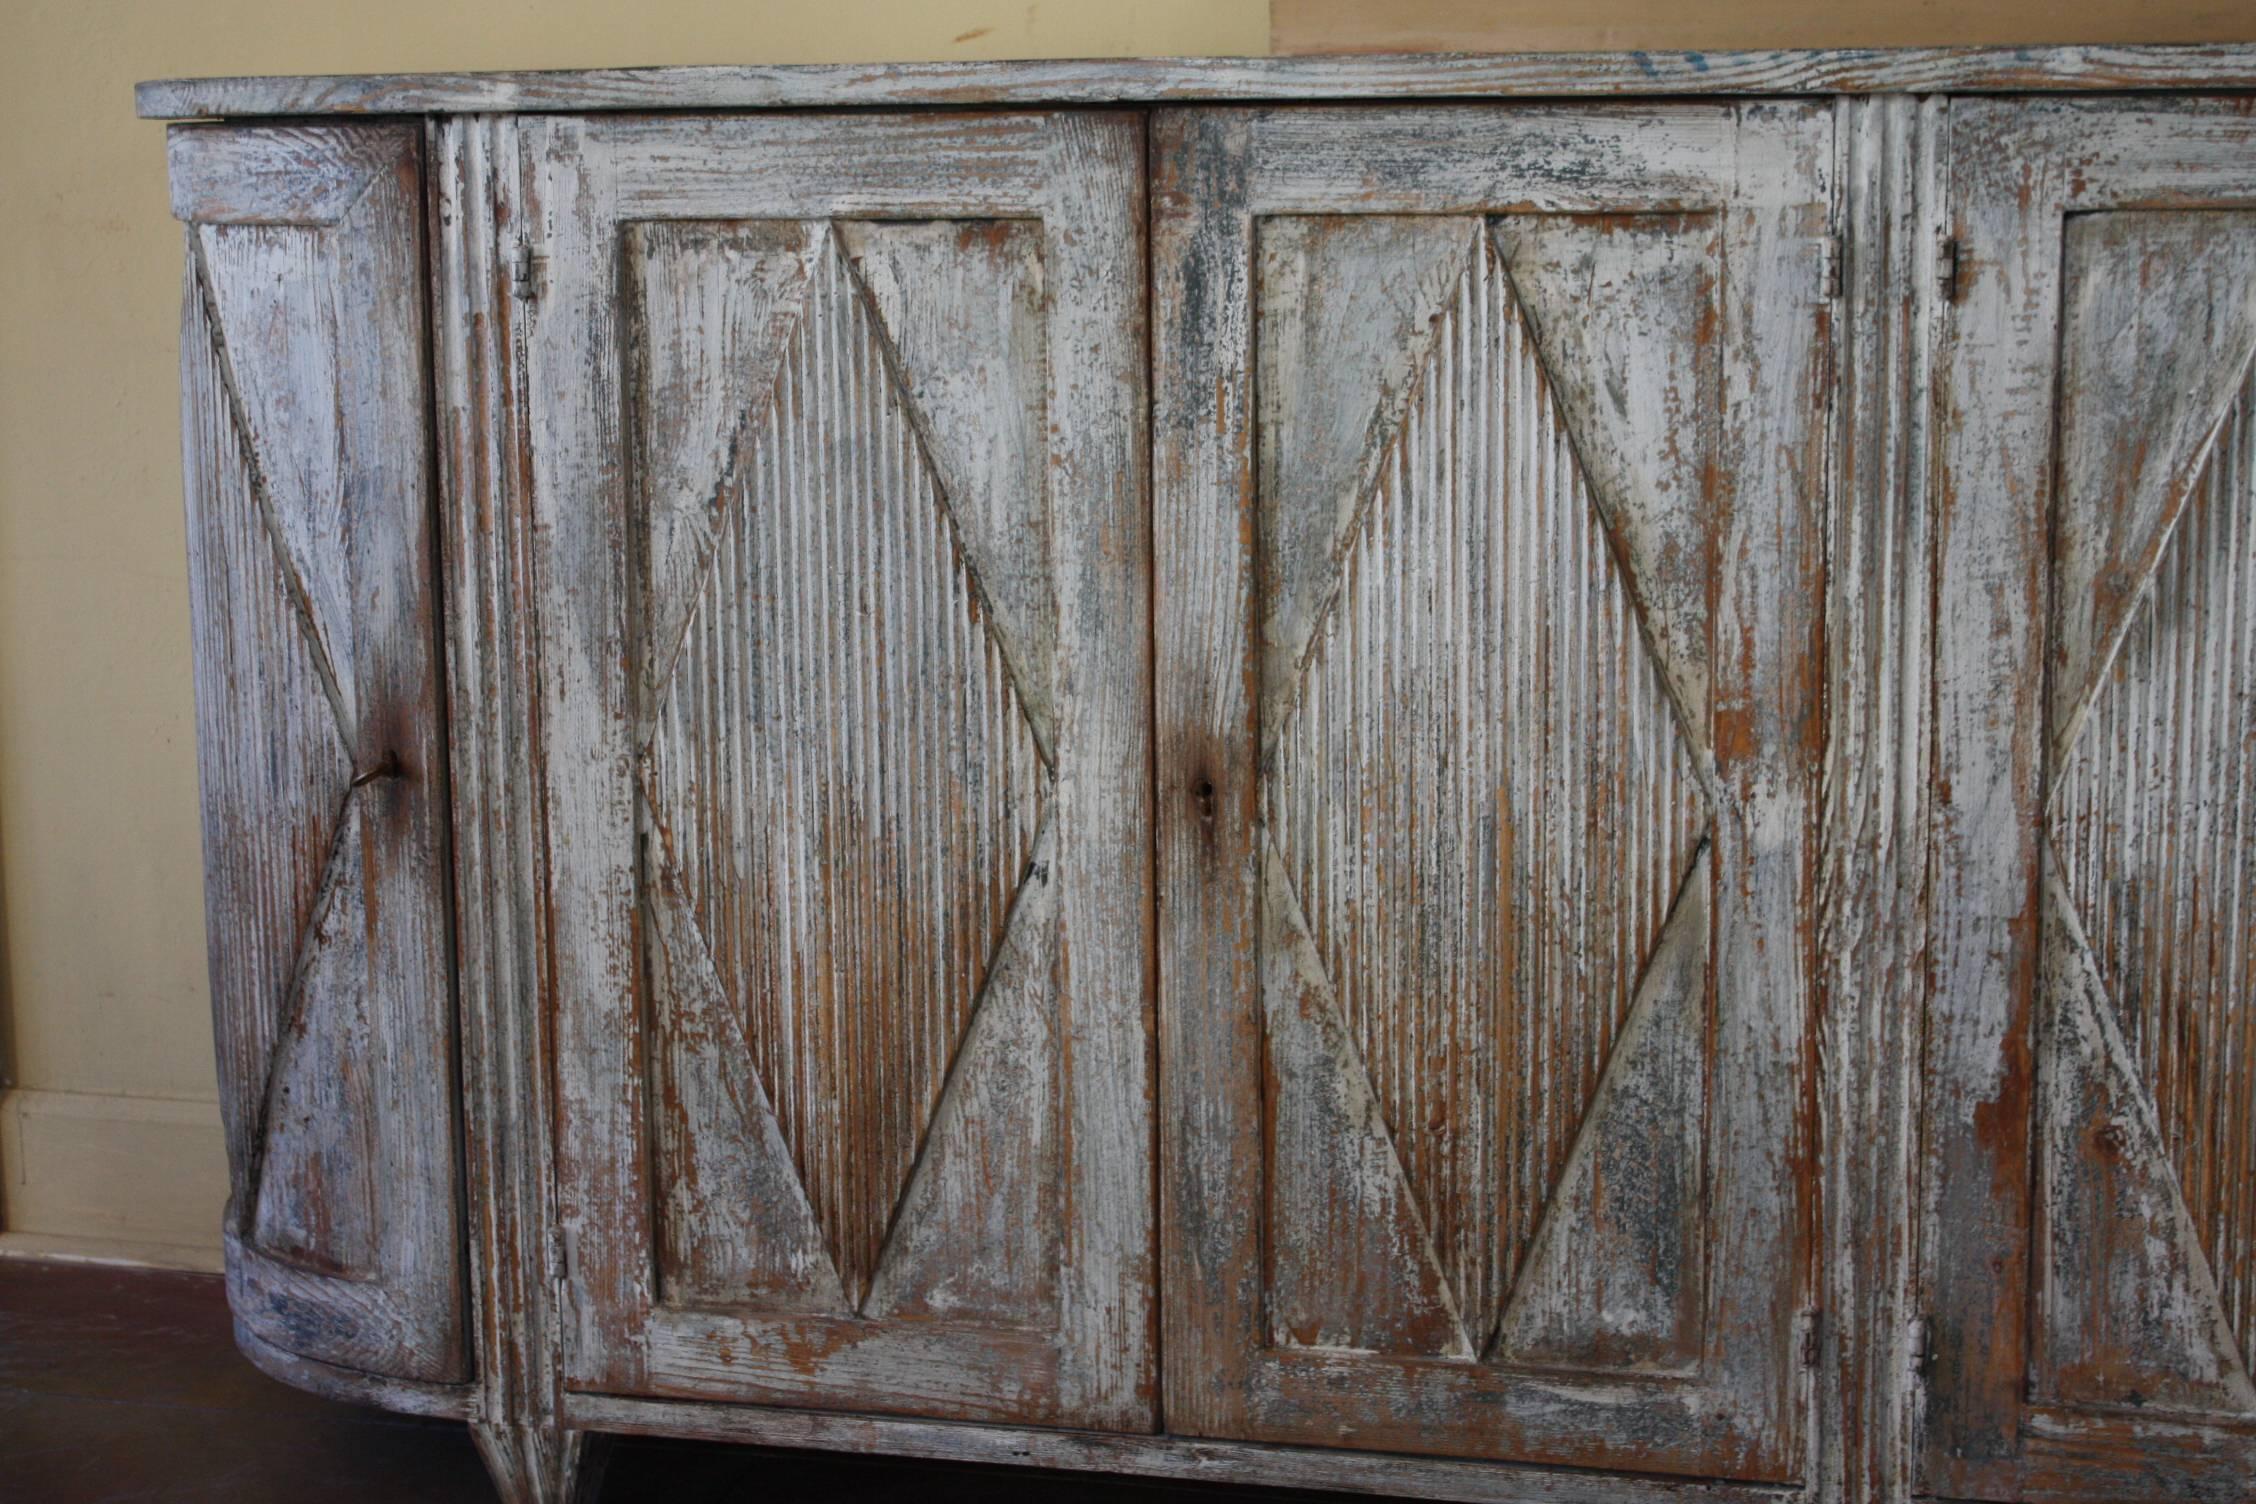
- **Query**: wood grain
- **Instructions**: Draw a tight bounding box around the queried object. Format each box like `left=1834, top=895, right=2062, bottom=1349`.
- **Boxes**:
left=1259, top=214, right=1712, bottom=1356
left=2050, top=258, right=2256, bottom=1378
left=431, top=113, right=608, bottom=1501
left=644, top=871, right=846, bottom=1314
left=232, top=1317, right=475, bottom=1422
left=156, top=61, right=2256, bottom=1504
left=180, top=250, right=354, bottom=1239
left=638, top=223, right=1048, bottom=1310
left=626, top=217, right=816, bottom=730
left=1151, top=104, right=1263, bottom=1448
left=172, top=120, right=463, bottom=1386
left=1496, top=848, right=1710, bottom=1373
left=137, top=45, right=2256, bottom=119
left=1814, top=92, right=1940, bottom=1504
left=1271, top=0, right=2256, bottom=56
left=2036, top=869, right=2256, bottom=1417
left=527, top=110, right=1154, bottom=1433
left=839, top=219, right=1058, bottom=751
left=1923, top=93, right=2256, bottom=1503
left=1155, top=100, right=1828, bottom=1481
left=570, top=1389, right=1803, bottom=1503
left=1923, top=94, right=2055, bottom=1497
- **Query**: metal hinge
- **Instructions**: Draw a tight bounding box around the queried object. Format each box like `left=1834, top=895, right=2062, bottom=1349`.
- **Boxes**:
left=1816, top=233, right=1843, bottom=303
left=1936, top=235, right=1964, bottom=305
left=510, top=237, right=547, bottom=302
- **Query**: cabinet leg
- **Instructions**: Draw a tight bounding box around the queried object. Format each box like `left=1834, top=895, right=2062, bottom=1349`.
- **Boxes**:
left=471, top=1420, right=611, bottom=1503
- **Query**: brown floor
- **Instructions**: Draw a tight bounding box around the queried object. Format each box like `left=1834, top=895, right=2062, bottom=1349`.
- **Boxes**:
left=0, top=1258, right=1349, bottom=1502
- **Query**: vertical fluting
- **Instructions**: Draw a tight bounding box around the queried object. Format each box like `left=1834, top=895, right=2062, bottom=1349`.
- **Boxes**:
left=645, top=229, right=1045, bottom=1305
left=1266, top=233, right=1709, bottom=1347
left=2051, top=356, right=2256, bottom=1369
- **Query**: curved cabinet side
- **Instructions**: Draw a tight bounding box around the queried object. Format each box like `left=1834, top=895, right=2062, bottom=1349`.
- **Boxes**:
left=234, top=1316, right=475, bottom=1421
left=172, top=121, right=467, bottom=1385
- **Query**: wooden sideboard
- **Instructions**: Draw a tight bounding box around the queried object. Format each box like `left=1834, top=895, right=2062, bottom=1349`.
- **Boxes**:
left=143, top=47, right=2256, bottom=1503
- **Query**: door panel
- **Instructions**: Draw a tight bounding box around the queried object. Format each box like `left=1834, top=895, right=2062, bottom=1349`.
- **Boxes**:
left=1927, top=97, right=2256, bottom=1501
left=1154, top=104, right=1831, bottom=1480
left=169, top=123, right=465, bottom=1382
left=527, top=112, right=1152, bottom=1430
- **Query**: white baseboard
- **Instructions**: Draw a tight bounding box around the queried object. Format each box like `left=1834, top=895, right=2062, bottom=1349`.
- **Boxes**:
left=0, top=1088, right=228, bottom=1269
left=0, top=1229, right=225, bottom=1273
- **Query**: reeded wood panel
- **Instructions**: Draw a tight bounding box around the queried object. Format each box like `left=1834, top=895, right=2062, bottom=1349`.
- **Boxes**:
left=2048, top=216, right=2256, bottom=1399
left=533, top=112, right=1151, bottom=1430
left=1927, top=98, right=2256, bottom=1501
left=1156, top=104, right=1829, bottom=1481
left=170, top=123, right=464, bottom=1383
left=1259, top=214, right=1714, bottom=1363
left=638, top=223, right=1050, bottom=1314
left=630, top=209, right=1061, bottom=1336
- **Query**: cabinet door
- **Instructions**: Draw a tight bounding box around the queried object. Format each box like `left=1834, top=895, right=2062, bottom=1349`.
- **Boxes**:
left=524, top=113, right=1152, bottom=1429
left=1926, top=97, right=2256, bottom=1500
left=170, top=124, right=465, bottom=1382
left=1153, top=105, right=1830, bottom=1481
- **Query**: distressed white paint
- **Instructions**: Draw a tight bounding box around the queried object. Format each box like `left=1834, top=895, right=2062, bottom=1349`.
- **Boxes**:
left=155, top=59, right=2256, bottom=1504
left=172, top=120, right=465, bottom=1389
left=135, top=44, right=2256, bottom=119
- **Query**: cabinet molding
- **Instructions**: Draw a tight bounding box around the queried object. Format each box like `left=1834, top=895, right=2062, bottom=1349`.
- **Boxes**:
left=137, top=45, right=2256, bottom=118
left=1816, top=93, right=1942, bottom=1504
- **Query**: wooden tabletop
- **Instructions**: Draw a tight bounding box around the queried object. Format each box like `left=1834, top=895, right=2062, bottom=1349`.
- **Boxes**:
left=138, top=44, right=2256, bottom=118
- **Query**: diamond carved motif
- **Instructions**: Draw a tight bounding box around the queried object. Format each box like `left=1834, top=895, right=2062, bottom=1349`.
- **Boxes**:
left=2049, top=353, right=2256, bottom=1370
left=1265, top=225, right=1711, bottom=1348
left=185, top=230, right=371, bottom=1273
left=643, top=228, right=1049, bottom=1306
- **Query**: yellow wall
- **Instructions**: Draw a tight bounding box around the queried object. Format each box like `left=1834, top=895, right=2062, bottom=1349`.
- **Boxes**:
left=0, top=0, right=1266, bottom=1268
